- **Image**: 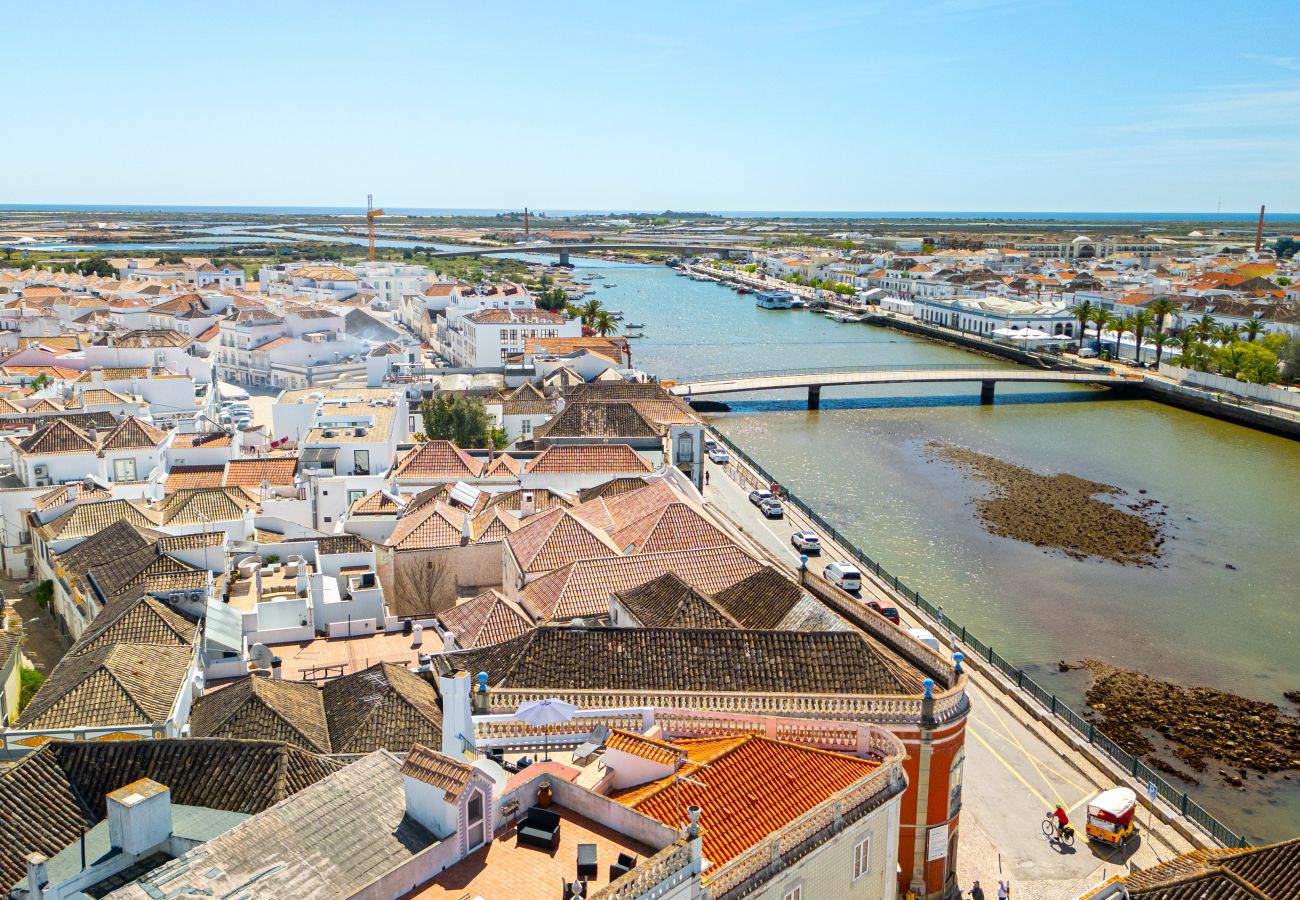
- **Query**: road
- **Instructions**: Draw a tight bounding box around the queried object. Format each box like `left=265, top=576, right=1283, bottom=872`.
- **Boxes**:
left=700, top=456, right=1194, bottom=899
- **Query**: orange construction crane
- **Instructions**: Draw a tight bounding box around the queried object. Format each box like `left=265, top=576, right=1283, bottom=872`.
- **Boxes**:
left=366, top=194, right=386, bottom=261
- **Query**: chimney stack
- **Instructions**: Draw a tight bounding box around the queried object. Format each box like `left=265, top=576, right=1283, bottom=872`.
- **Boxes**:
left=1255, top=204, right=1266, bottom=253
left=439, top=669, right=475, bottom=759
left=107, top=779, right=174, bottom=856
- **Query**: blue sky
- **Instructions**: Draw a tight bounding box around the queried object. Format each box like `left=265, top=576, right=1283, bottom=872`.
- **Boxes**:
left=6, top=0, right=1299, bottom=212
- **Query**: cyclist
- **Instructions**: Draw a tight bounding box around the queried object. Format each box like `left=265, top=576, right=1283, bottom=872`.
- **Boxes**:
left=1051, top=803, right=1070, bottom=839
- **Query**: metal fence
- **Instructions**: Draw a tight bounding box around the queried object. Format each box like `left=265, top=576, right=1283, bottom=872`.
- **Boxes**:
left=708, top=427, right=1249, bottom=849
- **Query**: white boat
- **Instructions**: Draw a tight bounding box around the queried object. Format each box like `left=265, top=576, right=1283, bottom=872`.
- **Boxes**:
left=755, top=291, right=795, bottom=310
left=624, top=332, right=645, bottom=339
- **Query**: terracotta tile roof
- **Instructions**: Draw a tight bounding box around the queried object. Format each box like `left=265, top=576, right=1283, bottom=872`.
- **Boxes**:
left=0, top=739, right=340, bottom=890
left=350, top=489, right=405, bottom=516
left=521, top=545, right=765, bottom=622
left=613, top=733, right=879, bottom=866
left=506, top=508, right=621, bottom=574
left=387, top=500, right=516, bottom=552
left=85, top=543, right=207, bottom=603
left=711, top=568, right=808, bottom=630
left=562, top=382, right=670, bottom=403
left=1104, top=838, right=1300, bottom=899
left=525, top=336, right=628, bottom=360
left=15, top=642, right=195, bottom=729
left=437, top=589, right=535, bottom=649
left=69, top=598, right=194, bottom=663
left=190, top=676, right=331, bottom=754
left=577, top=476, right=651, bottom=503
left=484, top=486, right=573, bottom=514
left=321, top=662, right=443, bottom=754
left=79, top=388, right=137, bottom=406
left=533, top=401, right=661, bottom=440
left=99, top=415, right=167, bottom=450
left=155, top=486, right=258, bottom=526
left=168, top=431, right=233, bottom=449
left=164, top=464, right=226, bottom=491
left=393, top=440, right=485, bottom=479
left=605, top=728, right=687, bottom=767
left=17, top=418, right=96, bottom=454
left=450, top=626, right=926, bottom=697
left=223, top=456, right=299, bottom=488
left=112, top=328, right=191, bottom=348
left=400, top=743, right=474, bottom=801
left=316, top=534, right=373, bottom=555
left=464, top=307, right=567, bottom=325
left=32, top=482, right=113, bottom=512
left=609, top=501, right=733, bottom=555
left=484, top=452, right=524, bottom=477
left=523, top=443, right=654, bottom=475
left=41, top=499, right=161, bottom=541
left=74, top=367, right=150, bottom=382
left=613, top=572, right=742, bottom=629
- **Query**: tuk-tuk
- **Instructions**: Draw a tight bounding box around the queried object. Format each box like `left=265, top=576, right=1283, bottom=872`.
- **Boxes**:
left=1085, top=787, right=1137, bottom=846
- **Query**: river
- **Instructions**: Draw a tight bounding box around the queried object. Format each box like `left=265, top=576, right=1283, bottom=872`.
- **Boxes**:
left=576, top=261, right=1300, bottom=843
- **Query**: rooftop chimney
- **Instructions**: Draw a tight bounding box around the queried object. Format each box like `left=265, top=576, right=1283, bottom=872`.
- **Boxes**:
left=460, top=510, right=471, bottom=547
left=1255, top=205, right=1266, bottom=253
left=520, top=490, right=536, bottom=518
left=439, top=669, right=475, bottom=759
left=107, top=779, right=174, bottom=856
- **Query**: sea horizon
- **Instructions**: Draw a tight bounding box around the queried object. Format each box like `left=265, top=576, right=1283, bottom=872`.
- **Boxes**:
left=1, top=203, right=1297, bottom=223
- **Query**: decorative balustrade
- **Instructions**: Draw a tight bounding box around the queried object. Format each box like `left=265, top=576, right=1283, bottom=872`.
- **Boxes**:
left=592, top=840, right=696, bottom=900
left=482, top=687, right=953, bottom=727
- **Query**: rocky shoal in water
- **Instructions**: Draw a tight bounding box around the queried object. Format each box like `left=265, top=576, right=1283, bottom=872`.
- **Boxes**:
left=1084, top=660, right=1300, bottom=788
left=927, top=442, right=1165, bottom=566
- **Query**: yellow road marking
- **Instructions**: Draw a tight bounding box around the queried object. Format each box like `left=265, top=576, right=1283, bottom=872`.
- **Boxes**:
left=979, top=697, right=1085, bottom=800
left=968, top=725, right=1055, bottom=811
left=973, top=705, right=1089, bottom=796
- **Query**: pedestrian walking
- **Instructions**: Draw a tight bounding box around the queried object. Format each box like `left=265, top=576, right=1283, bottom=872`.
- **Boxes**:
left=969, top=880, right=985, bottom=900
left=704, top=470, right=710, bottom=487
left=998, top=881, right=1009, bottom=900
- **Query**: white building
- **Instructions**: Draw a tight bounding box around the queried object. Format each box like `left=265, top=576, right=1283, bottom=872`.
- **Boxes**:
left=345, top=261, right=432, bottom=307
left=912, top=294, right=1079, bottom=338
left=444, top=307, right=579, bottom=369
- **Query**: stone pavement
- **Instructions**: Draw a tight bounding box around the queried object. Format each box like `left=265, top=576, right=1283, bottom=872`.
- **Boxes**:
left=700, top=455, right=1196, bottom=900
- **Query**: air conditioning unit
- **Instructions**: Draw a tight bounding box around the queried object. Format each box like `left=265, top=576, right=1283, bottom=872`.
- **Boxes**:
left=353, top=427, right=367, bottom=437
left=323, top=430, right=336, bottom=438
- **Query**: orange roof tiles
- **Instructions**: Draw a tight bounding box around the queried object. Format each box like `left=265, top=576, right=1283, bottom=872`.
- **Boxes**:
left=393, top=441, right=485, bottom=479
left=614, top=733, right=879, bottom=866
left=524, top=444, right=653, bottom=475
left=223, top=456, right=299, bottom=488
left=165, top=465, right=226, bottom=492
left=506, top=508, right=621, bottom=574
left=605, top=728, right=684, bottom=767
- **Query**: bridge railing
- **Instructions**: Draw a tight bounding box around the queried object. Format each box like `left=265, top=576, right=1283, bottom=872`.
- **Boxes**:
left=673, top=363, right=1118, bottom=383
left=707, top=426, right=1249, bottom=851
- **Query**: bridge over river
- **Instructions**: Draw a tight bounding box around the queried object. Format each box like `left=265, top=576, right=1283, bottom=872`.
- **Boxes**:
left=425, top=241, right=749, bottom=266
left=668, top=364, right=1135, bottom=409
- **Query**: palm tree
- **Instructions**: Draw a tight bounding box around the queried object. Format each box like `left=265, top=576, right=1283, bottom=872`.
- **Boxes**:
left=1151, top=331, right=1171, bottom=367
left=1149, top=296, right=1178, bottom=336
left=1088, top=306, right=1110, bottom=354
left=577, top=298, right=604, bottom=327
left=1069, top=300, right=1094, bottom=346
left=1241, top=318, right=1265, bottom=342
left=1213, top=323, right=1241, bottom=347
left=591, top=310, right=617, bottom=336
left=1195, top=314, right=1216, bottom=341
left=1130, top=310, right=1154, bottom=364
left=1176, top=330, right=1199, bottom=367
left=1107, top=314, right=1129, bottom=359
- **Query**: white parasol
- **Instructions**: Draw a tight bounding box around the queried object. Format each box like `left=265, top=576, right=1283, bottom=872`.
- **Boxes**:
left=514, top=697, right=579, bottom=761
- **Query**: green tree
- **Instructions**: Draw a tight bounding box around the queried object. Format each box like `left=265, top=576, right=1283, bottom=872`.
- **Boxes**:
left=1088, top=306, right=1110, bottom=354
left=1278, top=337, right=1300, bottom=382
left=76, top=256, right=116, bottom=277
left=1130, top=310, right=1154, bottom=363
left=1275, top=276, right=1290, bottom=286
left=1108, top=315, right=1130, bottom=359
left=1212, top=322, right=1241, bottom=346
left=1195, top=314, right=1216, bottom=340
left=33, top=579, right=53, bottom=609
left=420, top=394, right=502, bottom=448
left=1148, top=296, right=1178, bottom=336
left=591, top=310, right=617, bottom=336
left=1232, top=342, right=1281, bottom=384
left=576, top=298, right=604, bottom=327
left=1150, top=331, right=1171, bottom=367
left=1069, top=300, right=1094, bottom=347
left=1240, top=318, right=1265, bottom=343
left=1176, top=330, right=1201, bottom=367
left=536, top=288, right=569, bottom=312
left=19, top=667, right=45, bottom=712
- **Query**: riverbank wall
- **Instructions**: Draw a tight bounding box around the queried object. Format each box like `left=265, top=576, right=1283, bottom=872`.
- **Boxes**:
left=707, top=426, right=1249, bottom=851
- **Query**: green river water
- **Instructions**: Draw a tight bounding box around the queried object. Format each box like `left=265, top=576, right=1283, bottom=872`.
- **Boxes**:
left=578, top=261, right=1300, bottom=842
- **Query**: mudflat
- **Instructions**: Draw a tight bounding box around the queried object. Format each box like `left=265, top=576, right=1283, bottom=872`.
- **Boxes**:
left=1084, top=660, right=1300, bottom=787
left=928, top=442, right=1165, bottom=565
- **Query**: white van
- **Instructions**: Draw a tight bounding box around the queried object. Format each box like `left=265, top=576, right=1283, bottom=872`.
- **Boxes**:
left=907, top=627, right=942, bottom=652
left=823, top=562, right=862, bottom=592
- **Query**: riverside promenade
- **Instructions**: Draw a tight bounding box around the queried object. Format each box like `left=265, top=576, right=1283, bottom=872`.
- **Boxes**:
left=697, top=450, right=1200, bottom=900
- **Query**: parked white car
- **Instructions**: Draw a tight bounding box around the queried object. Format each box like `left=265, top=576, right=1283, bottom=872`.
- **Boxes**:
left=791, top=531, right=821, bottom=554
left=823, top=561, right=862, bottom=592
left=907, top=627, right=942, bottom=652
left=707, top=446, right=730, bottom=463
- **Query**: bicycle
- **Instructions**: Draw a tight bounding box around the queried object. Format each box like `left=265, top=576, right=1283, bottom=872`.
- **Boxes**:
left=1042, top=813, right=1075, bottom=846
